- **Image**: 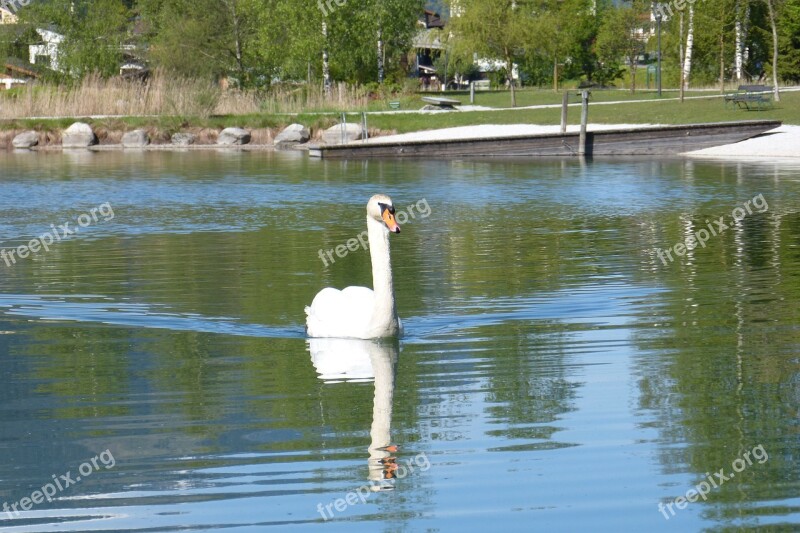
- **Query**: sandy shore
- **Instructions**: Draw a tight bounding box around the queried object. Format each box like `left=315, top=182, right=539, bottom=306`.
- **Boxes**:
left=685, top=125, right=800, bottom=158
left=360, top=123, right=800, bottom=159
left=362, top=123, right=660, bottom=144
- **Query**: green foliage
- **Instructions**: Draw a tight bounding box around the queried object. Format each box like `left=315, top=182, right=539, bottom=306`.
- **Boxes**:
left=778, top=0, right=800, bottom=82
left=4, top=0, right=799, bottom=97
left=19, top=0, right=129, bottom=79
left=596, top=1, right=648, bottom=91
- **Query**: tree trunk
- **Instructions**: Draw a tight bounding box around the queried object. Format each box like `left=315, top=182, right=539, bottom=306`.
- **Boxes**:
left=553, top=56, right=558, bottom=92
left=734, top=0, right=744, bottom=82
left=720, top=33, right=725, bottom=94
left=222, top=0, right=244, bottom=85
left=322, top=21, right=331, bottom=97
left=377, top=26, right=384, bottom=84
left=507, top=52, right=516, bottom=107
left=683, top=5, right=694, bottom=90
left=743, top=2, right=751, bottom=70
left=766, top=0, right=781, bottom=101
left=680, top=10, right=685, bottom=102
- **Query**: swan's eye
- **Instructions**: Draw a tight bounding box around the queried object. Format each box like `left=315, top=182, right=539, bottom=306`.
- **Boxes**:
left=378, top=202, right=395, bottom=215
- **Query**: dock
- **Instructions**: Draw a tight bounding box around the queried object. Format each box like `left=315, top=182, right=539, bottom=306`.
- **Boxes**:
left=308, top=120, right=782, bottom=159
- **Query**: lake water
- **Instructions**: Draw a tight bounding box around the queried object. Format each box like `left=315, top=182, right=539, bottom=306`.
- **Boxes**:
left=1, top=150, right=799, bottom=532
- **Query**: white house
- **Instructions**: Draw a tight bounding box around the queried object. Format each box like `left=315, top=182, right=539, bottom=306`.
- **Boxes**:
left=29, top=27, right=63, bottom=71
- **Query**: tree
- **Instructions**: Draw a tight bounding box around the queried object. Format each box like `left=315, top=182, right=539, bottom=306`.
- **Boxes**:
left=765, top=0, right=781, bottom=100
left=20, top=0, right=129, bottom=78
left=777, top=0, right=800, bottom=82
left=141, top=0, right=273, bottom=87
left=683, top=4, right=694, bottom=88
left=446, top=0, right=533, bottom=107
left=596, top=3, right=645, bottom=93
left=531, top=0, right=593, bottom=92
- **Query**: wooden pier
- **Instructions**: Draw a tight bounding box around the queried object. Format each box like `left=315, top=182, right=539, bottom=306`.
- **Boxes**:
left=308, top=120, right=782, bottom=159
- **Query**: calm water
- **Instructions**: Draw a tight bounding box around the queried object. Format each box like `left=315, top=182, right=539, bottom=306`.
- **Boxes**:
left=1, top=150, right=799, bottom=532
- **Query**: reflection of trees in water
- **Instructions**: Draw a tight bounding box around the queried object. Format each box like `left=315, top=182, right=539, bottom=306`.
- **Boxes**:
left=632, top=160, right=800, bottom=516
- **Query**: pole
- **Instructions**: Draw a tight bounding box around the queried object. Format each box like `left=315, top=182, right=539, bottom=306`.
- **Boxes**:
left=657, top=7, right=662, bottom=97
left=470, top=81, right=475, bottom=104
left=560, top=91, right=568, bottom=133
left=362, top=112, right=368, bottom=141
left=443, top=49, right=448, bottom=93
left=578, top=90, right=589, bottom=156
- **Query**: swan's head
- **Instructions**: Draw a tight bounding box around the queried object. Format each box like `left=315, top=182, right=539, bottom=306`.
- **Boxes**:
left=367, top=194, right=400, bottom=234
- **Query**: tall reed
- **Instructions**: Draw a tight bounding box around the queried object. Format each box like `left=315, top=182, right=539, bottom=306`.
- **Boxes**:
left=0, top=71, right=374, bottom=119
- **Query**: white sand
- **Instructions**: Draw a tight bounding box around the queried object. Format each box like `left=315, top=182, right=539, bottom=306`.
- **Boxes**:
left=364, top=123, right=660, bottom=144
left=363, top=123, right=800, bottom=158
left=686, top=125, right=800, bottom=158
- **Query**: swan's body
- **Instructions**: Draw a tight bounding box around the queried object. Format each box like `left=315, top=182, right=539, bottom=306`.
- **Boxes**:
left=305, top=194, right=402, bottom=339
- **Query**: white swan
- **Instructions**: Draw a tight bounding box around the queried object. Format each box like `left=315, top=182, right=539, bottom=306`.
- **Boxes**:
left=305, top=194, right=402, bottom=339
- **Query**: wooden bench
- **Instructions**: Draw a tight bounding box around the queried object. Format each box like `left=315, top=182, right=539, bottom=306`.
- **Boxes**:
left=725, top=85, right=774, bottom=110
left=421, top=96, right=462, bottom=109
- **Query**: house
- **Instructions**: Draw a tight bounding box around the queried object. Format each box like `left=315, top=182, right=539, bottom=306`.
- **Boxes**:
left=2, top=57, right=44, bottom=88
left=29, top=27, right=63, bottom=71
left=413, top=5, right=519, bottom=91
left=413, top=9, right=446, bottom=90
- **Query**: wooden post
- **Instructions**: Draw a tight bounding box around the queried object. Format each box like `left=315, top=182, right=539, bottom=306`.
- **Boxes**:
left=578, top=90, right=589, bottom=156
left=362, top=112, right=368, bottom=141
left=560, top=91, right=569, bottom=133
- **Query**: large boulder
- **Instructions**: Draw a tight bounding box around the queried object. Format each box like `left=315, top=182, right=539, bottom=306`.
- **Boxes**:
left=171, top=132, right=196, bottom=146
left=217, top=127, right=251, bottom=145
left=12, top=131, right=39, bottom=149
left=274, top=123, right=310, bottom=149
left=322, top=123, right=364, bottom=145
left=121, top=129, right=150, bottom=148
left=61, top=122, right=98, bottom=148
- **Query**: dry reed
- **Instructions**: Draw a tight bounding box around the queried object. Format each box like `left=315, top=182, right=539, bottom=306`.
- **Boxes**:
left=0, top=71, right=374, bottom=119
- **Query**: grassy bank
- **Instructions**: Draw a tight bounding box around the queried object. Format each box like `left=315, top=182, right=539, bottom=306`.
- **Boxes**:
left=1, top=87, right=797, bottom=144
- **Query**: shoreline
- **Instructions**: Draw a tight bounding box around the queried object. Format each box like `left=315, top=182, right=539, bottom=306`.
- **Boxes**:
left=3, top=123, right=798, bottom=159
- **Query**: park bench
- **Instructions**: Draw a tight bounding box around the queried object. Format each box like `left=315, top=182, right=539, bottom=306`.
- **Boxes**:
left=421, top=96, right=462, bottom=109
left=724, top=85, right=774, bottom=110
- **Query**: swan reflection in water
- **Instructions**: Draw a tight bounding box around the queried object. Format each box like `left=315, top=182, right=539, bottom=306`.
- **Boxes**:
left=308, top=338, right=399, bottom=490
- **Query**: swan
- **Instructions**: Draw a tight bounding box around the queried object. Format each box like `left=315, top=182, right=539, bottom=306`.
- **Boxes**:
left=305, top=194, right=402, bottom=339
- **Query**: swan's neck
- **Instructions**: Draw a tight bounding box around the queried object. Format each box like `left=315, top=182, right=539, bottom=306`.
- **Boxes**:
left=367, top=216, right=397, bottom=334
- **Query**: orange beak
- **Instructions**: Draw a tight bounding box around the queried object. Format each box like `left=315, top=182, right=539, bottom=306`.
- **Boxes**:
left=382, top=209, right=401, bottom=233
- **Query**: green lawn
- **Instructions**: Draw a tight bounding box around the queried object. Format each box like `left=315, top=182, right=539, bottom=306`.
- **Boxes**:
left=385, top=88, right=716, bottom=111
left=358, top=90, right=799, bottom=133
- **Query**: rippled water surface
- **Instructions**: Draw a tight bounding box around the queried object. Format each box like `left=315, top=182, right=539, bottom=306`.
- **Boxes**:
left=1, top=150, right=800, bottom=532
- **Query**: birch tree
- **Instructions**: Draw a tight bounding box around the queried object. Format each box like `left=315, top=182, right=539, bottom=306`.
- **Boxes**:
left=683, top=4, right=695, bottom=89
left=446, top=0, right=534, bottom=106
left=765, top=0, right=781, bottom=100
